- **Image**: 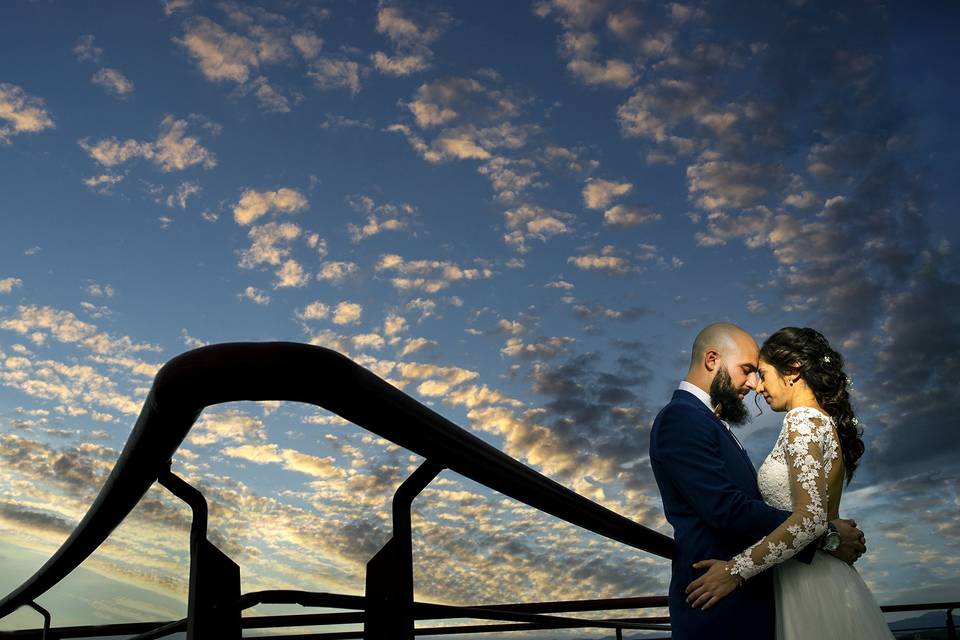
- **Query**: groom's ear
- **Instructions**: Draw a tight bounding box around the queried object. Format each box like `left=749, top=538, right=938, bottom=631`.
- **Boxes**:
left=704, top=348, right=720, bottom=372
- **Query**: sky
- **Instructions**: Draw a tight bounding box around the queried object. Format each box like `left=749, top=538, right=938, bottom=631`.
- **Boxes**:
left=1, top=0, right=958, bottom=637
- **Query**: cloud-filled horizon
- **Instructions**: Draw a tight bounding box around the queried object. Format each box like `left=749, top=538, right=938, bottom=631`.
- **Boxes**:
left=1, top=0, right=958, bottom=635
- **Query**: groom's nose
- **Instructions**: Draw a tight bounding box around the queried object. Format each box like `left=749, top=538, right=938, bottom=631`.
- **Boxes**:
left=745, top=371, right=759, bottom=389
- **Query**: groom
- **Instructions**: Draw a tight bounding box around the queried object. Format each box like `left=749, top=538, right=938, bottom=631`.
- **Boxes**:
left=649, top=323, right=865, bottom=640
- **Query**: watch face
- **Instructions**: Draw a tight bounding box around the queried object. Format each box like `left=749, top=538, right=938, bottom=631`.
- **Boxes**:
left=825, top=533, right=841, bottom=551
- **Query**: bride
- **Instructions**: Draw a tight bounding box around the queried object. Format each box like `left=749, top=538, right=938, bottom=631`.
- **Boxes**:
left=684, top=327, right=894, bottom=639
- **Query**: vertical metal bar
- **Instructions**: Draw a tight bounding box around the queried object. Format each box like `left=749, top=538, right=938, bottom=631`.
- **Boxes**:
left=364, top=460, right=443, bottom=640
left=615, top=626, right=623, bottom=640
left=947, top=607, right=956, bottom=640
left=25, top=602, right=50, bottom=640
left=159, top=468, right=241, bottom=640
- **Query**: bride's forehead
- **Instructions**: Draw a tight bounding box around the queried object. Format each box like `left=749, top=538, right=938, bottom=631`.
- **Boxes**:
left=757, top=359, right=779, bottom=374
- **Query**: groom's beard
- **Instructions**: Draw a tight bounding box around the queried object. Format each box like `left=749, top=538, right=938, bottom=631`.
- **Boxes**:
left=711, top=367, right=751, bottom=426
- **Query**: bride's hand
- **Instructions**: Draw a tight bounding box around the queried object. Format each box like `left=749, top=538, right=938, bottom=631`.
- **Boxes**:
left=686, top=559, right=740, bottom=610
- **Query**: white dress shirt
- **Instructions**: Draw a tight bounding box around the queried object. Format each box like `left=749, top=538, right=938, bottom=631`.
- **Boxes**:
left=678, top=380, right=745, bottom=450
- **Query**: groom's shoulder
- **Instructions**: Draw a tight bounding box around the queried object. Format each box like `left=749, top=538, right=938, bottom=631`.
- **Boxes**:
left=656, top=390, right=704, bottom=420
left=652, top=392, right=714, bottom=436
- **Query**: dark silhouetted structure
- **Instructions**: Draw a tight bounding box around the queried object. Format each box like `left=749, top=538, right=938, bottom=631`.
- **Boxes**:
left=0, top=343, right=954, bottom=639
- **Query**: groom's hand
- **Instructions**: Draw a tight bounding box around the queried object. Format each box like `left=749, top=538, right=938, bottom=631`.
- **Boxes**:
left=830, top=518, right=866, bottom=564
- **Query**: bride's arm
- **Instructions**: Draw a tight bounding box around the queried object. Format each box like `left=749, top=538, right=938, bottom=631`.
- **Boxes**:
left=685, top=410, right=832, bottom=609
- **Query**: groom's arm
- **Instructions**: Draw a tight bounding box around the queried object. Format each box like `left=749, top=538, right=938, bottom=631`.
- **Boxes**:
left=651, top=406, right=791, bottom=541
left=827, top=519, right=867, bottom=564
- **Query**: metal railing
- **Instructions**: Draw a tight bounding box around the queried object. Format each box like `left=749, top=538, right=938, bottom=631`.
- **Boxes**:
left=1, top=343, right=953, bottom=639
left=0, top=594, right=673, bottom=639
left=0, top=343, right=675, bottom=639
left=0, top=597, right=956, bottom=639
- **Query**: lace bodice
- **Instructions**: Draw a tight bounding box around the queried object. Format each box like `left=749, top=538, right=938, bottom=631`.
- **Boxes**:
left=729, top=406, right=840, bottom=580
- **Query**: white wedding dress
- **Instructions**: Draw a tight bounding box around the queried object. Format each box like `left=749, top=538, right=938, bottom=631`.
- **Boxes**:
left=730, top=407, right=894, bottom=639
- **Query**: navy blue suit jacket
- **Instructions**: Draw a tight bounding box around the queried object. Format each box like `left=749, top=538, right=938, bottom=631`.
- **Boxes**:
left=650, top=389, right=814, bottom=640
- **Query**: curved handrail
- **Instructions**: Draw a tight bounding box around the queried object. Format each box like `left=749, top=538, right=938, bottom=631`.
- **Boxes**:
left=0, top=342, right=674, bottom=620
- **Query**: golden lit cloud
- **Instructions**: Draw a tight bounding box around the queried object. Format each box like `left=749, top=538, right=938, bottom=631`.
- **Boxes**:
left=79, top=116, right=216, bottom=173
left=233, top=188, right=308, bottom=226
left=0, top=83, right=55, bottom=144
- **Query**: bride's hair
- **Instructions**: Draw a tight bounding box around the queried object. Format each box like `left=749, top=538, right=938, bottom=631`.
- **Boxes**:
left=760, top=327, right=864, bottom=484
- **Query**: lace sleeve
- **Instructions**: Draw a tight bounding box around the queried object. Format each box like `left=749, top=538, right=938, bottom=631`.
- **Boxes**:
left=728, top=409, right=833, bottom=581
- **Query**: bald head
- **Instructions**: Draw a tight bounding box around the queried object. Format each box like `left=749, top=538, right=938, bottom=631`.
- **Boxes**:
left=685, top=322, right=760, bottom=394
left=689, top=322, right=752, bottom=369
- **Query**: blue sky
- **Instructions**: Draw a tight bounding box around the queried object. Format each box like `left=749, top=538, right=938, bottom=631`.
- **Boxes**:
left=1, top=0, right=958, bottom=636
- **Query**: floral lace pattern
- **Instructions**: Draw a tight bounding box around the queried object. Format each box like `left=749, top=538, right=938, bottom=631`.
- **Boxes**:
left=729, top=406, right=839, bottom=581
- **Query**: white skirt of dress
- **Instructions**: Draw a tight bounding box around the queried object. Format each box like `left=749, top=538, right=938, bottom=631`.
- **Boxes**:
left=774, top=550, right=894, bottom=639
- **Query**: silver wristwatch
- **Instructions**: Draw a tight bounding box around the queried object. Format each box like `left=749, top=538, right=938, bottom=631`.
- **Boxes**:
left=821, top=522, right=841, bottom=552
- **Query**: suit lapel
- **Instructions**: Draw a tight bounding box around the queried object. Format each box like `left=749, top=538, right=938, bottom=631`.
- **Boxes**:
left=672, top=390, right=758, bottom=479
left=704, top=403, right=758, bottom=479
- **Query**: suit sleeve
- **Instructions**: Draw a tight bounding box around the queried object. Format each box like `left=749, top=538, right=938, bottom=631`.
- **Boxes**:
left=651, top=405, right=790, bottom=542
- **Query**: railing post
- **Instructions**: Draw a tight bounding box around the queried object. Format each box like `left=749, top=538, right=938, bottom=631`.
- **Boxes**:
left=364, top=459, right=443, bottom=640
left=24, top=602, right=50, bottom=640
left=948, top=607, right=956, bottom=640
left=159, top=468, right=240, bottom=640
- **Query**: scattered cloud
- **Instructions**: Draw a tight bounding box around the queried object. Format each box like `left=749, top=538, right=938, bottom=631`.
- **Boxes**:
left=320, top=114, right=373, bottom=130
left=375, top=254, right=494, bottom=293
left=316, top=261, right=359, bottom=284
left=603, top=204, right=662, bottom=226
left=161, top=0, right=193, bottom=16
left=291, top=31, right=323, bottom=60
left=0, top=305, right=159, bottom=355
left=0, top=278, right=23, bottom=294
left=582, top=178, right=632, bottom=209
left=238, top=222, right=301, bottom=268
left=503, top=204, right=573, bottom=253
left=687, top=151, right=786, bottom=211
left=571, top=302, right=652, bottom=321
left=383, top=314, right=407, bottom=336
left=233, top=188, right=308, bottom=225
left=332, top=302, right=362, bottom=325
left=166, top=181, right=201, bottom=209
left=175, top=16, right=289, bottom=84
left=84, top=282, right=115, bottom=298
left=82, top=173, right=125, bottom=194
left=242, top=286, right=270, bottom=305
left=371, top=6, right=450, bottom=77
left=396, top=361, right=479, bottom=397
left=79, top=115, right=216, bottom=172
left=567, top=58, right=637, bottom=88
left=0, top=83, right=55, bottom=144
left=274, top=259, right=309, bottom=288
left=245, top=76, right=292, bottom=113
left=73, top=35, right=103, bottom=62
left=180, top=328, right=206, bottom=349
left=307, top=58, right=361, bottom=95
left=501, top=336, right=575, bottom=360
left=296, top=301, right=329, bottom=321
left=567, top=246, right=631, bottom=275
left=398, top=337, right=435, bottom=357
left=346, top=195, right=416, bottom=242
left=92, top=68, right=135, bottom=98
left=535, top=1, right=642, bottom=89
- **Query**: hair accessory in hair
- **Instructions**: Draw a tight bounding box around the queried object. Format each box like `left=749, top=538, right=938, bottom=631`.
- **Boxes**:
left=823, top=355, right=831, bottom=363
left=851, top=417, right=859, bottom=426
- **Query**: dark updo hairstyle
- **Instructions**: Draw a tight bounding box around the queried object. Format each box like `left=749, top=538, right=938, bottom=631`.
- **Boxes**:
left=760, top=327, right=864, bottom=484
